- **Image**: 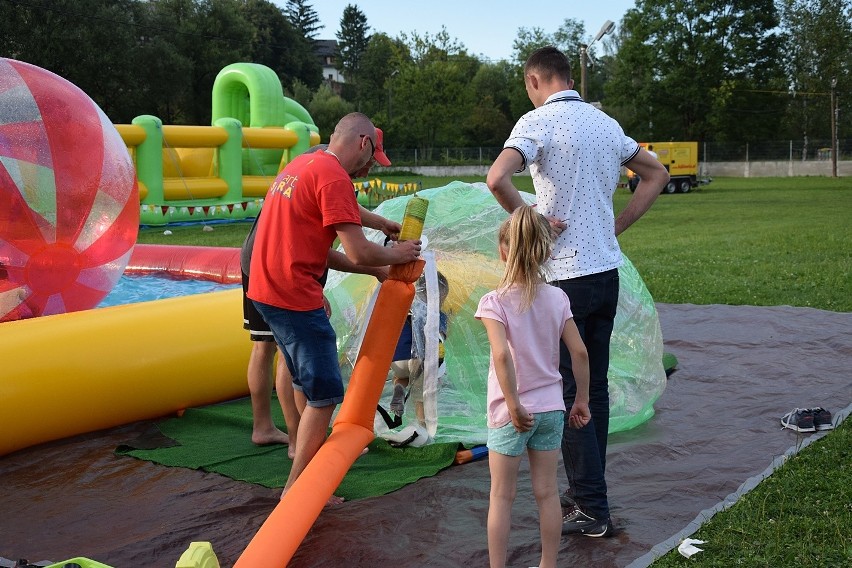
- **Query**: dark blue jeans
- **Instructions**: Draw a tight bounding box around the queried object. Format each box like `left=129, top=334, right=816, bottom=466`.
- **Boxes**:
left=552, top=268, right=619, bottom=520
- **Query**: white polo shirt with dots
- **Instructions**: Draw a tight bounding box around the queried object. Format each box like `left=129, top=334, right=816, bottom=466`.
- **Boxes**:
left=505, top=89, right=640, bottom=280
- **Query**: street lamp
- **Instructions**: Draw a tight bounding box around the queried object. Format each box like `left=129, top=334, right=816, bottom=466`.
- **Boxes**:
left=580, top=19, right=615, bottom=100
left=387, top=69, right=399, bottom=123
left=830, top=77, right=838, bottom=178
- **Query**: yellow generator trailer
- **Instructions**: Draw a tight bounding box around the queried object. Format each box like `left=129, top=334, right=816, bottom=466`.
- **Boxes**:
left=628, top=141, right=706, bottom=194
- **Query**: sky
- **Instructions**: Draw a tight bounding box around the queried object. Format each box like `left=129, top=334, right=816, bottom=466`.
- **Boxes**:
left=280, top=1, right=638, bottom=62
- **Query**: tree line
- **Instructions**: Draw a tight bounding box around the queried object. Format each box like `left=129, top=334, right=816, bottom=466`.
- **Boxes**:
left=2, top=0, right=849, bottom=154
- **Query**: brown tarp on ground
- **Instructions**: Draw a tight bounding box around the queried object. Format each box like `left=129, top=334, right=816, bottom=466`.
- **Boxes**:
left=1, top=303, right=850, bottom=568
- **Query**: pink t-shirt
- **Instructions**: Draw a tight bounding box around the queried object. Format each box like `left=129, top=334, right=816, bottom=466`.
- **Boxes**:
left=475, top=284, right=572, bottom=428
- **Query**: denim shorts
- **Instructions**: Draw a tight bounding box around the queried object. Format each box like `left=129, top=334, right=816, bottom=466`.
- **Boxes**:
left=487, top=410, right=565, bottom=457
left=252, top=300, right=344, bottom=408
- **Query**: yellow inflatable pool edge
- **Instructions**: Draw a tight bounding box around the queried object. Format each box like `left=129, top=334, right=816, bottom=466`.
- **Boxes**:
left=0, top=288, right=251, bottom=457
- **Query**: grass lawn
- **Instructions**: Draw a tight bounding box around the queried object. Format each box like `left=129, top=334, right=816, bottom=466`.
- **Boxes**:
left=138, top=176, right=851, bottom=312
left=650, top=418, right=851, bottom=568
left=137, top=176, right=851, bottom=566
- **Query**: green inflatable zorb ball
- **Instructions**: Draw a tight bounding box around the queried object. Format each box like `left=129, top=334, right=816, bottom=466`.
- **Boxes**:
left=326, top=182, right=666, bottom=445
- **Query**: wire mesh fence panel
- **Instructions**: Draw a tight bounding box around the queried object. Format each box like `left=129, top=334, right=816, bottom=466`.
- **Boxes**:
left=383, top=141, right=849, bottom=167
left=701, top=139, right=847, bottom=161
left=385, top=147, right=506, bottom=166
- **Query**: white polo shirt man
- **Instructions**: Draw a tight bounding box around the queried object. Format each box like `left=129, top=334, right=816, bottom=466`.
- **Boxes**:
left=503, top=89, right=639, bottom=280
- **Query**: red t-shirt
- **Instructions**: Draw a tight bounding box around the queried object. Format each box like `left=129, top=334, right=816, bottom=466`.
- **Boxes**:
left=248, top=151, right=361, bottom=311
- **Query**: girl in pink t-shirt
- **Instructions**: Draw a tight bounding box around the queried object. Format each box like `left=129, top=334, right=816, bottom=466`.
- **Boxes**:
left=475, top=205, right=591, bottom=568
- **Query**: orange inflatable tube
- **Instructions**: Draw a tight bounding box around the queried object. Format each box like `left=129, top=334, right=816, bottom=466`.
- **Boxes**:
left=235, top=198, right=429, bottom=568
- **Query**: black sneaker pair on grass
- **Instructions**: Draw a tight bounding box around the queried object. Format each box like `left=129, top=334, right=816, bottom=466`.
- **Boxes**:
left=560, top=492, right=615, bottom=538
left=780, top=407, right=834, bottom=433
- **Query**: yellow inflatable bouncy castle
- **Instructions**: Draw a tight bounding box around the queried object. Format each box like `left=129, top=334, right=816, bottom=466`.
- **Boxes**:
left=120, top=63, right=320, bottom=225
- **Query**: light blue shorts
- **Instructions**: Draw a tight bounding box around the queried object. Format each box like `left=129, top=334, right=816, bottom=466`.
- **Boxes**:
left=487, top=410, right=565, bottom=457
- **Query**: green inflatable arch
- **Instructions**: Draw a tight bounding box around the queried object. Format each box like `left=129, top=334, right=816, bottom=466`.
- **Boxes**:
left=211, top=62, right=318, bottom=176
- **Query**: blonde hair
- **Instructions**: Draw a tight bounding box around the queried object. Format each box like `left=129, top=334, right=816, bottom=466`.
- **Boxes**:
left=497, top=205, right=553, bottom=311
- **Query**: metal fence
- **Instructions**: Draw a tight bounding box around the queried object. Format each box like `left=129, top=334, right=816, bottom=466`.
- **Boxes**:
left=384, top=147, right=505, bottom=167
left=699, top=139, right=851, bottom=161
left=384, top=139, right=851, bottom=167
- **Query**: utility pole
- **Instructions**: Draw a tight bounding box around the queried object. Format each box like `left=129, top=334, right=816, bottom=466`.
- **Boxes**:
left=831, top=77, right=838, bottom=178
left=387, top=69, right=398, bottom=124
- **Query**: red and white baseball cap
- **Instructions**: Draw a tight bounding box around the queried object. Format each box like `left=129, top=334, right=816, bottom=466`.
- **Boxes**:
left=373, top=127, right=391, bottom=167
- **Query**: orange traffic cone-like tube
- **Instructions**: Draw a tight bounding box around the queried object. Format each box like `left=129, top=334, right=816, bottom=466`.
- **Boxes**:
left=235, top=197, right=428, bottom=568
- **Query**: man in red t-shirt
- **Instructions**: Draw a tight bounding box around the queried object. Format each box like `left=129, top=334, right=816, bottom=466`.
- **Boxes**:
left=249, top=112, right=420, bottom=503
left=241, top=130, right=396, bottom=453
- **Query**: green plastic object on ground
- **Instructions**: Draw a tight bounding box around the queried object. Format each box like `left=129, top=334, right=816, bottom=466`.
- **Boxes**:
left=43, top=557, right=113, bottom=568
left=175, top=542, right=220, bottom=568
left=36, top=541, right=221, bottom=568
left=327, top=182, right=667, bottom=445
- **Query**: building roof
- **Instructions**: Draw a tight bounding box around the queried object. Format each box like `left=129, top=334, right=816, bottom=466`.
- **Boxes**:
left=315, top=39, right=337, bottom=58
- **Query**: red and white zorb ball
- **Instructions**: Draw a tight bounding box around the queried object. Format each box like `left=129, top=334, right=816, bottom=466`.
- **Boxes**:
left=0, top=58, right=138, bottom=321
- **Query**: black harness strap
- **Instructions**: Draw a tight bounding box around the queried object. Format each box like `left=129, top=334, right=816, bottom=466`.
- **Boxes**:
left=375, top=404, right=402, bottom=430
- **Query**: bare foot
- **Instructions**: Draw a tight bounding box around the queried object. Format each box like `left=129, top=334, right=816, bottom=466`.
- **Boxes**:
left=359, top=447, right=369, bottom=457
left=252, top=428, right=290, bottom=446
left=288, top=444, right=296, bottom=459
left=325, top=494, right=345, bottom=507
